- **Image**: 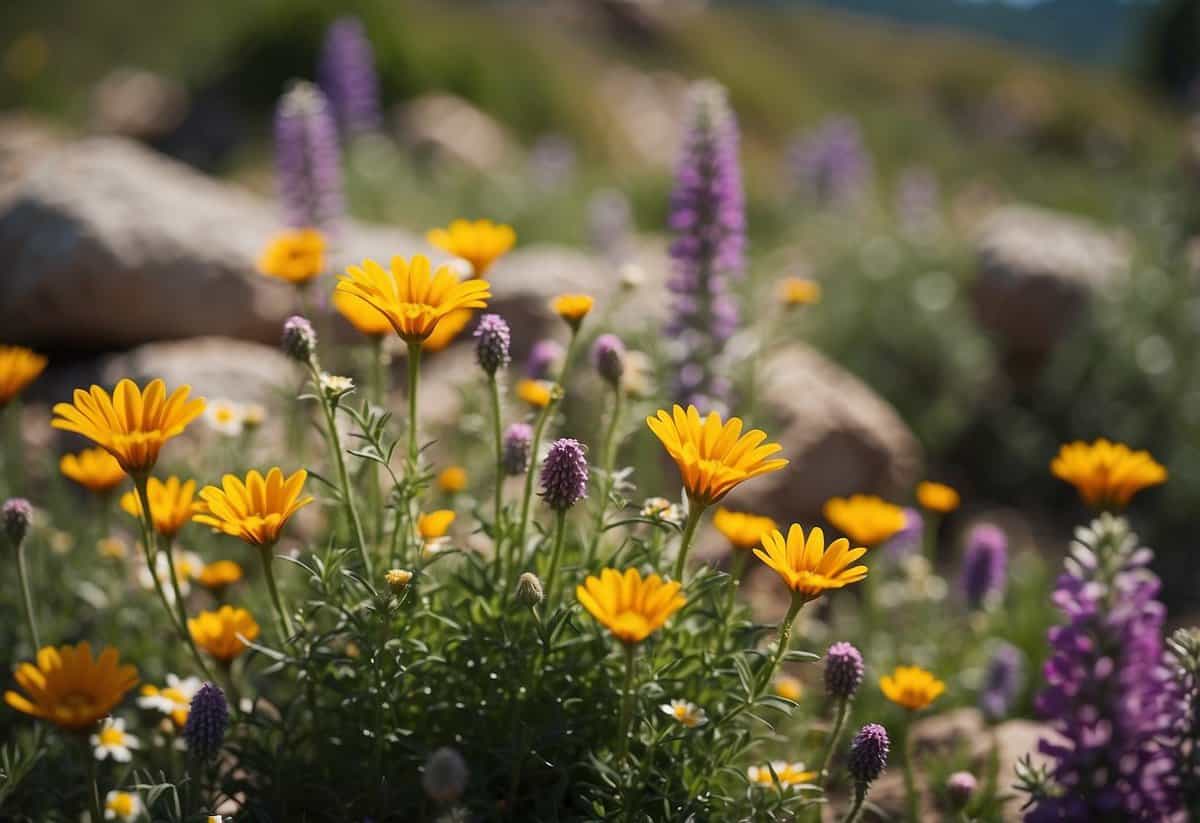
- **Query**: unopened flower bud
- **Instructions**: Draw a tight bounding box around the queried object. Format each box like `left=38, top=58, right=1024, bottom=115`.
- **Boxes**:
left=422, top=746, right=469, bottom=804
left=502, top=423, right=533, bottom=476
left=3, top=498, right=33, bottom=546
left=847, top=723, right=889, bottom=786
left=591, top=334, right=626, bottom=387
left=946, top=771, right=977, bottom=809
left=473, top=314, right=511, bottom=376
left=282, top=316, right=317, bottom=362
left=824, top=641, right=864, bottom=700
left=386, top=568, right=413, bottom=593
left=516, top=572, right=544, bottom=608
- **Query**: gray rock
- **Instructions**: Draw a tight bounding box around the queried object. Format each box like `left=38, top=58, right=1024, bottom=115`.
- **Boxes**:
left=971, top=205, right=1128, bottom=355
left=0, top=136, right=423, bottom=350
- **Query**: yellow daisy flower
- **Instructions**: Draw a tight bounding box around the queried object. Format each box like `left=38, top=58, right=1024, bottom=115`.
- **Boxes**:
left=335, top=255, right=491, bottom=344
left=418, top=509, right=456, bottom=540
left=754, top=524, right=868, bottom=600
left=437, top=466, right=468, bottom=493
left=188, top=606, right=260, bottom=662
left=822, top=494, right=906, bottom=547
left=333, top=289, right=393, bottom=338
left=517, top=379, right=553, bottom=409
left=774, top=675, right=804, bottom=702
left=747, top=761, right=817, bottom=788
left=257, top=228, right=326, bottom=285
left=712, top=507, right=778, bottom=551
left=119, top=476, right=200, bottom=539
left=426, top=218, right=516, bottom=276
left=60, top=448, right=127, bottom=495
left=1050, top=438, right=1166, bottom=509
left=576, top=568, right=686, bottom=645
left=4, top=642, right=139, bottom=731
left=421, top=308, right=475, bottom=353
left=880, top=665, right=945, bottom=711
left=779, top=277, right=822, bottom=307
left=646, top=405, right=788, bottom=507
left=193, top=467, right=313, bottom=547
left=0, top=345, right=47, bottom=405
left=197, top=560, right=243, bottom=590
left=550, top=294, right=594, bottom=329
left=916, top=481, right=959, bottom=514
left=51, top=379, right=206, bottom=475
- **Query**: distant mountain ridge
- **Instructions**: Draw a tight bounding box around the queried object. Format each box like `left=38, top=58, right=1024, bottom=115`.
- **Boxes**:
left=729, top=0, right=1156, bottom=66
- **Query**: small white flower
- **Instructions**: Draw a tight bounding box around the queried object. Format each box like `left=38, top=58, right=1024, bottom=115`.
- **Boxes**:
left=90, top=717, right=141, bottom=762
left=618, top=262, right=645, bottom=290
left=136, top=550, right=201, bottom=601
left=241, top=403, right=266, bottom=429
left=640, top=497, right=684, bottom=525
left=659, top=699, right=707, bottom=728
left=138, top=674, right=202, bottom=727
left=421, top=537, right=453, bottom=561
left=104, top=790, right=142, bottom=821
left=204, top=399, right=245, bottom=437
left=319, top=373, right=355, bottom=398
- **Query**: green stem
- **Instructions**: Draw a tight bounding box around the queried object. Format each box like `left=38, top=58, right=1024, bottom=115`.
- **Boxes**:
left=132, top=477, right=185, bottom=640
left=159, top=534, right=218, bottom=683
left=488, top=374, right=505, bottom=541
left=309, top=362, right=372, bottom=578
left=757, top=596, right=804, bottom=694
left=616, top=643, right=638, bottom=760
left=672, top=503, right=706, bottom=582
left=85, top=740, right=103, bottom=822
left=515, top=402, right=553, bottom=555
left=818, top=696, right=852, bottom=787
left=722, top=550, right=748, bottom=623
left=901, top=718, right=920, bottom=822
left=368, top=336, right=386, bottom=549
left=842, top=783, right=868, bottom=823
left=923, top=512, right=941, bottom=566
left=4, top=401, right=22, bottom=495
left=260, top=545, right=295, bottom=640
left=542, top=510, right=569, bottom=606
left=406, top=341, right=422, bottom=466
left=14, top=541, right=40, bottom=651
left=584, top=384, right=623, bottom=569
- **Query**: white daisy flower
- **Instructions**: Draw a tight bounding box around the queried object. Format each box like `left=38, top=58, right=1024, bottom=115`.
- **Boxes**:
left=104, top=790, right=142, bottom=821
left=319, top=373, right=355, bottom=398
left=90, top=717, right=141, bottom=762
left=138, top=674, right=202, bottom=728
left=204, top=399, right=244, bottom=437
left=659, top=699, right=708, bottom=728
left=640, top=497, right=684, bottom=525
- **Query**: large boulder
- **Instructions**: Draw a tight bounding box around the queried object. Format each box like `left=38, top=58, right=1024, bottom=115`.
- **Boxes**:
left=970, top=205, right=1128, bottom=356
left=393, top=93, right=517, bottom=173
left=0, top=137, right=423, bottom=350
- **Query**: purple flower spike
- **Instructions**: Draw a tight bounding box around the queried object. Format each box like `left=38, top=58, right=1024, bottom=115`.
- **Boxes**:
left=525, top=340, right=564, bottom=381
left=789, top=115, right=872, bottom=206
left=591, top=334, right=626, bottom=387
left=664, top=80, right=744, bottom=413
left=825, top=642, right=864, bottom=700
left=539, top=438, right=588, bottom=511
left=979, top=642, right=1024, bottom=722
left=473, top=314, right=511, bottom=376
left=502, top=423, right=533, bottom=477
left=961, top=523, right=1008, bottom=609
left=3, top=498, right=33, bottom=546
left=318, top=16, right=382, bottom=136
left=847, top=723, right=889, bottom=786
left=183, top=682, right=229, bottom=760
left=274, top=81, right=345, bottom=237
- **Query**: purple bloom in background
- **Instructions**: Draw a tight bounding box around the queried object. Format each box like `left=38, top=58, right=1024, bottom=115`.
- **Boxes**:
left=274, top=81, right=345, bottom=237
left=473, top=314, right=511, bottom=376
left=961, top=523, right=1008, bottom=609
left=884, top=507, right=924, bottom=559
left=979, top=642, right=1024, bottom=722
left=3, top=498, right=33, bottom=546
left=539, top=438, right=588, bottom=511
left=664, top=80, right=744, bottom=413
left=895, top=166, right=941, bottom=233
left=502, top=423, right=533, bottom=477
left=525, top=340, right=564, bottom=381
left=1027, top=514, right=1178, bottom=821
left=587, top=188, right=633, bottom=262
left=281, top=315, right=317, bottom=362
left=318, top=16, right=382, bottom=136
left=591, top=334, right=626, bottom=387
left=789, top=115, right=872, bottom=206
left=824, top=641, right=865, bottom=700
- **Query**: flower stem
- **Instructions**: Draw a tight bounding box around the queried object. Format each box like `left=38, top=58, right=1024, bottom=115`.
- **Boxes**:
left=488, top=374, right=505, bottom=540
left=406, top=341, right=422, bottom=466
left=259, top=545, right=295, bottom=640
left=818, top=696, right=852, bottom=787
left=616, top=643, right=638, bottom=760
left=757, top=596, right=804, bottom=694
left=542, top=510, right=568, bottom=607
left=923, top=512, right=941, bottom=565
left=309, top=362, right=372, bottom=578
left=585, top=384, right=623, bottom=569
left=14, top=540, right=40, bottom=650
left=515, top=401, right=553, bottom=558
left=160, top=534, right=218, bottom=683
left=368, top=336, right=387, bottom=548
left=722, top=550, right=748, bottom=622
left=672, top=503, right=706, bottom=582
left=84, top=740, right=103, bottom=822
left=842, top=783, right=868, bottom=823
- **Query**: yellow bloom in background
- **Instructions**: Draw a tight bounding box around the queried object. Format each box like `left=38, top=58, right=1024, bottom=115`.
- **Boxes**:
left=747, top=761, right=817, bottom=788
left=120, top=476, right=200, bottom=538
left=137, top=674, right=200, bottom=727
left=188, top=606, right=260, bottom=662
left=823, top=494, right=906, bottom=547
left=422, top=308, right=474, bottom=353
left=335, top=255, right=491, bottom=344
left=779, top=277, right=822, bottom=307
left=551, top=294, right=594, bottom=329
left=426, top=218, right=516, bottom=276
left=916, top=481, right=959, bottom=514
left=4, top=642, right=138, bottom=731
left=517, top=379, right=553, bottom=409
left=418, top=509, right=456, bottom=541
left=1051, top=438, right=1167, bottom=509
left=104, top=790, right=143, bottom=822
left=713, top=507, right=778, bottom=551
left=437, top=466, right=468, bottom=493
left=774, top=675, right=804, bottom=702
left=647, top=405, right=788, bottom=507
left=333, top=289, right=392, bottom=338
left=576, top=568, right=686, bottom=645
left=257, top=228, right=326, bottom=284
left=60, top=448, right=127, bottom=495
left=193, top=467, right=313, bottom=546
left=386, top=568, right=413, bottom=593
left=198, top=560, right=243, bottom=590
left=97, top=536, right=128, bottom=559
left=51, top=379, right=206, bottom=475
left=881, top=665, right=945, bottom=711
left=754, top=524, right=868, bottom=600
left=0, top=345, right=47, bottom=405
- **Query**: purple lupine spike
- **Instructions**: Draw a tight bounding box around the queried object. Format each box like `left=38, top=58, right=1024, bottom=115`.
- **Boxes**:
left=979, top=642, right=1024, bottom=722
left=960, top=523, right=1008, bottom=610
left=473, top=314, right=511, bottom=376
left=664, top=80, right=744, bottom=413
left=847, top=723, right=889, bottom=786
left=884, top=507, right=924, bottom=558
left=183, top=682, right=229, bottom=759
left=789, top=115, right=872, bottom=206
left=538, top=438, right=588, bottom=511
left=824, top=642, right=865, bottom=700
left=1026, top=514, right=1179, bottom=821
left=317, top=16, right=382, bottom=136
left=274, top=81, right=345, bottom=237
